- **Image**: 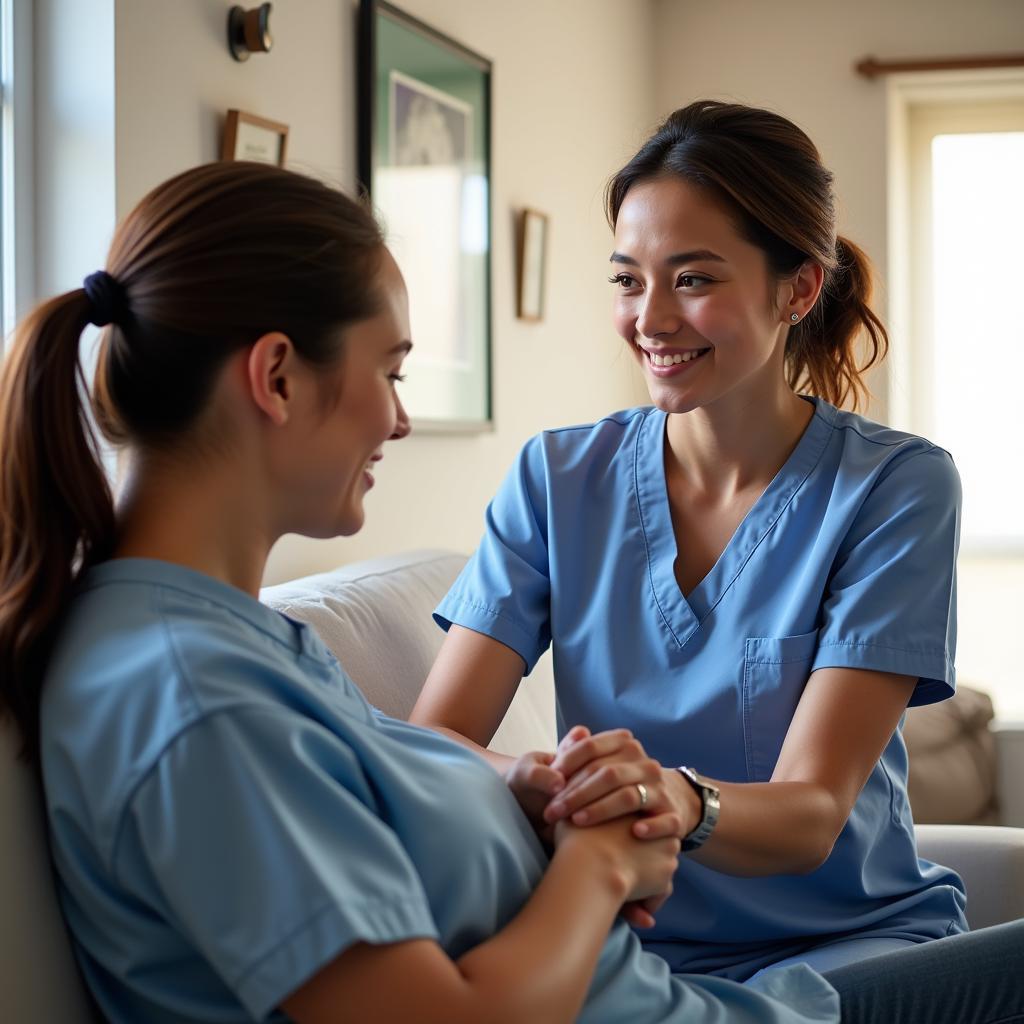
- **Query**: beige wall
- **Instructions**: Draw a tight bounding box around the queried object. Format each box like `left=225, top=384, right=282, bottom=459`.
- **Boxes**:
left=112, top=0, right=656, bottom=584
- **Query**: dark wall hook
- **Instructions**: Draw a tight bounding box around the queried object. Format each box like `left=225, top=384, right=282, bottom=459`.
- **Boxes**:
left=228, top=4, right=273, bottom=62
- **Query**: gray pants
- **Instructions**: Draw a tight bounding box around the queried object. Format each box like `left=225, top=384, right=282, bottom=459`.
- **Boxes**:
left=821, top=920, right=1024, bottom=1023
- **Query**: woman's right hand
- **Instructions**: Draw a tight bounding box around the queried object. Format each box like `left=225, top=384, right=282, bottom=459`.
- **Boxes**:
left=553, top=815, right=680, bottom=910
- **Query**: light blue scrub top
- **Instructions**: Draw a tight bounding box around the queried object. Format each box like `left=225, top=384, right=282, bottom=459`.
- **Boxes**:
left=40, top=559, right=838, bottom=1023
left=435, top=398, right=968, bottom=980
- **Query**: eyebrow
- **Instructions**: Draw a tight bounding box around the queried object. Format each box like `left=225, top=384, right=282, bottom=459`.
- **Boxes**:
left=390, top=341, right=413, bottom=354
left=609, top=249, right=727, bottom=266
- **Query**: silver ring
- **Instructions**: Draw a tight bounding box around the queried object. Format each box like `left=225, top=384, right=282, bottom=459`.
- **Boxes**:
left=636, top=783, right=648, bottom=808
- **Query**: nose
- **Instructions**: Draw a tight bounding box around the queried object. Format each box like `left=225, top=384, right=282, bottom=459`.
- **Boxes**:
left=635, top=284, right=682, bottom=341
left=390, top=391, right=411, bottom=441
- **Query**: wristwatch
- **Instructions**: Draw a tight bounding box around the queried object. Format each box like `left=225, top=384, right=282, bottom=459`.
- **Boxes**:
left=675, top=766, right=721, bottom=852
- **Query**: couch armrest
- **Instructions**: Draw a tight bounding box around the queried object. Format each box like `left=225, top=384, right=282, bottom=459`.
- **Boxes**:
left=994, top=721, right=1024, bottom=827
left=915, top=823, right=1024, bottom=929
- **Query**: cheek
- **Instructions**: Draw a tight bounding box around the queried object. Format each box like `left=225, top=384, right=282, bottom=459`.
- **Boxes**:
left=374, top=389, right=399, bottom=439
left=612, top=300, right=638, bottom=343
left=690, top=297, right=757, bottom=346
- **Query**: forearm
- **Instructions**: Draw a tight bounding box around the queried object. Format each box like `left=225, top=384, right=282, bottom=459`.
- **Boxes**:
left=676, top=771, right=842, bottom=876
left=454, top=839, right=627, bottom=1023
left=283, top=840, right=628, bottom=1024
left=681, top=669, right=917, bottom=877
left=426, top=724, right=516, bottom=776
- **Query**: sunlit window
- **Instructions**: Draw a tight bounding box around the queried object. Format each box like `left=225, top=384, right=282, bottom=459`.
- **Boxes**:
left=893, top=89, right=1024, bottom=720
left=0, top=0, right=7, bottom=342
left=929, top=131, right=1024, bottom=548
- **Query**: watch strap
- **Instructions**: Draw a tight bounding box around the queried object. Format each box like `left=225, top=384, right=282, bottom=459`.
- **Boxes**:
left=676, top=765, right=720, bottom=852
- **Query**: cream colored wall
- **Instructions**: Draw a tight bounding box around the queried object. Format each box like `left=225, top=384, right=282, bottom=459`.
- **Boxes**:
left=651, top=0, right=1024, bottom=719
left=112, top=0, right=656, bottom=585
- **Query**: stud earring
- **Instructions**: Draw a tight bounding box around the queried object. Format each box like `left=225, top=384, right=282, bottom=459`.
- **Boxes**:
left=790, top=313, right=800, bottom=323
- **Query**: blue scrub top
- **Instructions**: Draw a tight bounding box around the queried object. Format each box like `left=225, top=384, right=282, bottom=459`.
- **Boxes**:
left=435, top=398, right=968, bottom=979
left=40, top=559, right=838, bottom=1023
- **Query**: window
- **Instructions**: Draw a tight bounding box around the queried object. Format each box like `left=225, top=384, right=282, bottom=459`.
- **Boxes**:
left=889, top=74, right=1024, bottom=719
left=908, top=101, right=1024, bottom=551
left=1, top=0, right=33, bottom=349
left=1, top=0, right=9, bottom=339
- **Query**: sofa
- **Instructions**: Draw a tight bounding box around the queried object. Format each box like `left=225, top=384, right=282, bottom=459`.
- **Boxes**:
left=905, top=682, right=1023, bottom=826
left=3, top=548, right=1023, bottom=1021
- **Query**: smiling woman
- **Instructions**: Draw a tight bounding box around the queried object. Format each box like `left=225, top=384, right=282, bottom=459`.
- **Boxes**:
left=605, top=105, right=886, bottom=415
left=412, top=100, right=1023, bottom=1017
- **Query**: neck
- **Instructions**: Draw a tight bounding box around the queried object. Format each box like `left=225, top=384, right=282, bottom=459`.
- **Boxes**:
left=113, top=449, right=276, bottom=597
left=664, top=387, right=814, bottom=498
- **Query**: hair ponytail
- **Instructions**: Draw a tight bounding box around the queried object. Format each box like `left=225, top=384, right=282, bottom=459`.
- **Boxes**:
left=0, top=294, right=116, bottom=758
left=607, top=101, right=889, bottom=410
left=785, top=236, right=888, bottom=409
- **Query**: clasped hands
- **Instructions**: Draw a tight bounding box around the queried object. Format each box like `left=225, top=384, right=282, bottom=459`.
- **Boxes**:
left=506, top=725, right=701, bottom=928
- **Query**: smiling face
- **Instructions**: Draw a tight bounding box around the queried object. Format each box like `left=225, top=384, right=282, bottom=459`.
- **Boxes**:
left=611, top=176, right=796, bottom=417
left=285, top=248, right=412, bottom=538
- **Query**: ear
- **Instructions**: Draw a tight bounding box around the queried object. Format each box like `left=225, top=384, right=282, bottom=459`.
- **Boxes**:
left=246, top=332, right=297, bottom=426
left=781, top=261, right=825, bottom=323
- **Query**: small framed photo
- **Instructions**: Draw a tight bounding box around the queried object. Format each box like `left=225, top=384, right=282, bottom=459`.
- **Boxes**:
left=516, top=208, right=549, bottom=322
left=222, top=109, right=289, bottom=166
left=358, top=0, right=492, bottom=432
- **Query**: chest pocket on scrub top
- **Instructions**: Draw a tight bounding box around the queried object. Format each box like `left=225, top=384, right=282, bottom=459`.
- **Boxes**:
left=742, top=630, right=820, bottom=782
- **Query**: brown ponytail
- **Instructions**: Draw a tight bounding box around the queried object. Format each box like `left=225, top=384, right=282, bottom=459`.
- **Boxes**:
left=0, top=161, right=385, bottom=758
left=0, top=294, right=116, bottom=758
left=606, top=100, right=888, bottom=410
left=786, top=236, right=887, bottom=408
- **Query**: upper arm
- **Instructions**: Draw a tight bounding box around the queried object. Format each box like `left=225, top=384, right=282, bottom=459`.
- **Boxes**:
left=432, top=438, right=553, bottom=679
left=812, top=445, right=960, bottom=706
left=768, top=449, right=959, bottom=852
left=773, top=666, right=917, bottom=830
left=411, top=625, right=526, bottom=746
left=418, top=440, right=552, bottom=745
left=122, top=708, right=439, bottom=1021
left=281, top=939, right=472, bottom=1024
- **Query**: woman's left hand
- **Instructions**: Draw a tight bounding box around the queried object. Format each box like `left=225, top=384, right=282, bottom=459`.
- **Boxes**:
left=544, top=729, right=699, bottom=842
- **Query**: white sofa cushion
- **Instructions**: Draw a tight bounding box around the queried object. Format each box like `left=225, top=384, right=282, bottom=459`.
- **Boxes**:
left=261, top=549, right=556, bottom=756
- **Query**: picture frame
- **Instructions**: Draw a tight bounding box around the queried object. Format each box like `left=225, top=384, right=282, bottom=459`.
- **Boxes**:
left=358, top=0, right=493, bottom=432
left=222, top=109, right=289, bottom=166
left=516, top=209, right=549, bottom=322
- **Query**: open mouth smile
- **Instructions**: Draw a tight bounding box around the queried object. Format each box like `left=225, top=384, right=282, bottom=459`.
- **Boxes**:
left=639, top=345, right=712, bottom=376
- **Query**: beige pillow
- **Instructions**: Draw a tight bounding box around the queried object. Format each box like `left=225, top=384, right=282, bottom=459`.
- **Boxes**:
left=904, top=685, right=998, bottom=825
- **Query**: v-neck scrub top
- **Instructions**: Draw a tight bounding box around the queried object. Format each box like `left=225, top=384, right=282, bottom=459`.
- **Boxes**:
left=434, top=397, right=968, bottom=979
left=39, top=559, right=838, bottom=1023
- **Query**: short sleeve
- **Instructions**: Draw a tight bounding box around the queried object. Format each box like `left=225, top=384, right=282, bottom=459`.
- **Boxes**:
left=811, top=445, right=960, bottom=706
left=434, top=438, right=552, bottom=673
left=114, top=706, right=438, bottom=1021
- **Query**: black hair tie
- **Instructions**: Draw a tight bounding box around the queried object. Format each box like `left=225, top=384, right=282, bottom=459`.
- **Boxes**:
left=82, top=270, right=128, bottom=327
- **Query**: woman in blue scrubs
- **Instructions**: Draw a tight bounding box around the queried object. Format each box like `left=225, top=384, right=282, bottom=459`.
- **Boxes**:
left=412, top=100, right=1001, bottom=981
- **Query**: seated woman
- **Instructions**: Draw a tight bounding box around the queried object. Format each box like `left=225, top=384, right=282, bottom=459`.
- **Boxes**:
left=409, top=98, right=984, bottom=976
left=0, top=161, right=1018, bottom=1024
